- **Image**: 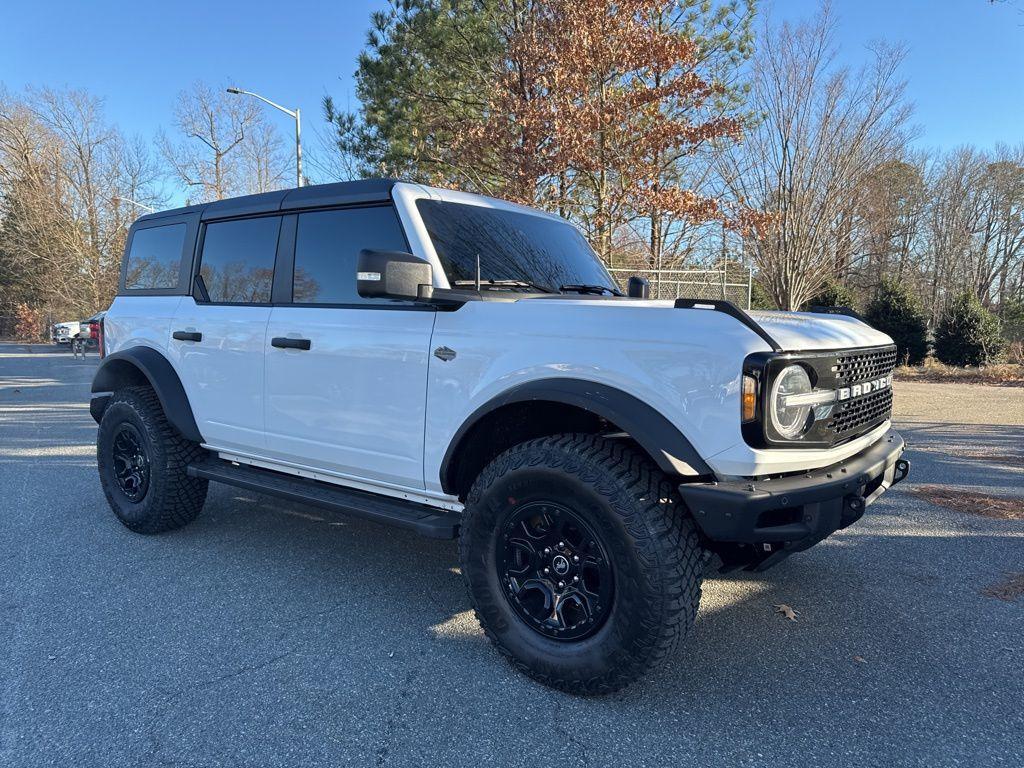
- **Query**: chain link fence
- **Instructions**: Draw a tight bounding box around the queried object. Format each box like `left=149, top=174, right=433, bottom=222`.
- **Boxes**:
left=608, top=263, right=753, bottom=308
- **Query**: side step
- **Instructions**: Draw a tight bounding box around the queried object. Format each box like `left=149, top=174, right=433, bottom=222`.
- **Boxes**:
left=187, top=458, right=461, bottom=539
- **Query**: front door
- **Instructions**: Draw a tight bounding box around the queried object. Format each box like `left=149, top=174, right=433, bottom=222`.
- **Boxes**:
left=262, top=205, right=436, bottom=489
left=170, top=214, right=281, bottom=454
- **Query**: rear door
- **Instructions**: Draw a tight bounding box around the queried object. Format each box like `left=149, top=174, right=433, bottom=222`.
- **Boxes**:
left=170, top=214, right=281, bottom=454
left=263, top=205, right=436, bottom=489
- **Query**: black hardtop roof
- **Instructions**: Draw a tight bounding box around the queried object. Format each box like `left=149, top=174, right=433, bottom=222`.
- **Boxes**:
left=135, top=178, right=403, bottom=223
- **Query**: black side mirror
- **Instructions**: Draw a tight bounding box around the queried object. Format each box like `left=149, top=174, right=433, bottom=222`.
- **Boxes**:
left=627, top=276, right=650, bottom=299
left=357, top=250, right=433, bottom=300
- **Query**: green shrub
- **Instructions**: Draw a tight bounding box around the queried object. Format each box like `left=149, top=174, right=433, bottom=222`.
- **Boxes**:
left=1000, top=297, right=1024, bottom=343
left=934, top=292, right=1004, bottom=367
left=802, top=279, right=858, bottom=311
left=864, top=279, right=929, bottom=365
left=749, top=278, right=777, bottom=310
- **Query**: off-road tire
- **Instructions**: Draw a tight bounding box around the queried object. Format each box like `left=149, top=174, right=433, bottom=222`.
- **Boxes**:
left=97, top=386, right=208, bottom=534
left=459, top=433, right=705, bottom=695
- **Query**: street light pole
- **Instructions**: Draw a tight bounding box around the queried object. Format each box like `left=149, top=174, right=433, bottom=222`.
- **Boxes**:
left=113, top=197, right=155, bottom=213
left=227, top=87, right=302, bottom=187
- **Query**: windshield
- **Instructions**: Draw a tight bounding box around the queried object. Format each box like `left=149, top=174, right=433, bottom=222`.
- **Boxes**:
left=416, top=200, right=618, bottom=294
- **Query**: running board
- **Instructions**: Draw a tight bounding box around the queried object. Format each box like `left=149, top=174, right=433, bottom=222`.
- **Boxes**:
left=187, top=458, right=460, bottom=539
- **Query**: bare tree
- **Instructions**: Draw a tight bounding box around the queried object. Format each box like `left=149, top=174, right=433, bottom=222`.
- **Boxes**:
left=160, top=82, right=287, bottom=202
left=724, top=7, right=913, bottom=309
left=0, top=87, right=162, bottom=320
left=240, top=118, right=289, bottom=194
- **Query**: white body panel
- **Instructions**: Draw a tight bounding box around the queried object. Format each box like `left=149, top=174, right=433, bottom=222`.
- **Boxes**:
left=262, top=305, right=436, bottom=488
left=168, top=298, right=271, bottom=453
left=102, top=296, right=180, bottom=358
left=422, top=299, right=894, bottom=490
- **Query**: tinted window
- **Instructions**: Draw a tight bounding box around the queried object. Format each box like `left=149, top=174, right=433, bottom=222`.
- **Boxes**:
left=293, top=206, right=408, bottom=304
left=416, top=200, right=617, bottom=293
left=199, top=216, right=280, bottom=303
left=124, top=223, right=186, bottom=290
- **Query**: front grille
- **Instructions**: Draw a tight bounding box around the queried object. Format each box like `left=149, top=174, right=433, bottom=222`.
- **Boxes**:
left=834, top=346, right=898, bottom=384
left=826, top=345, right=897, bottom=439
left=828, top=388, right=893, bottom=436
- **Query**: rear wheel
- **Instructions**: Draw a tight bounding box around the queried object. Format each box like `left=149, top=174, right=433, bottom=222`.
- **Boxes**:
left=459, top=434, right=705, bottom=695
left=97, top=386, right=208, bottom=533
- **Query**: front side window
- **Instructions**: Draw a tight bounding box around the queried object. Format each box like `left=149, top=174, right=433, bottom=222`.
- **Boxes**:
left=416, top=200, right=617, bottom=293
left=124, top=223, right=186, bottom=290
left=199, top=216, right=280, bottom=303
left=293, top=206, right=407, bottom=304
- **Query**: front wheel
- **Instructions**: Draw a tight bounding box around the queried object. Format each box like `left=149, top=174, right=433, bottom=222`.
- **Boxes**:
left=459, top=434, right=706, bottom=695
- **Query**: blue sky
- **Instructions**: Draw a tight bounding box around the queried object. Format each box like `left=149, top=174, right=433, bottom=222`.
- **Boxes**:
left=2, top=0, right=1022, bottom=180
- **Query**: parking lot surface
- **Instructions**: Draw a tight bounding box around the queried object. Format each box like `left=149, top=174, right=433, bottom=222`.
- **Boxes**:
left=0, top=342, right=1021, bottom=767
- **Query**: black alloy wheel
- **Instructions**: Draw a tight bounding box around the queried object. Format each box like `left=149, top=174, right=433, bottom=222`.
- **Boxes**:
left=111, top=422, right=150, bottom=502
left=497, top=501, right=614, bottom=641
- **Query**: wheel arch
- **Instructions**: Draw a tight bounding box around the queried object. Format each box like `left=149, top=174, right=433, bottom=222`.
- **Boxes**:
left=90, top=347, right=203, bottom=443
left=439, top=378, right=713, bottom=499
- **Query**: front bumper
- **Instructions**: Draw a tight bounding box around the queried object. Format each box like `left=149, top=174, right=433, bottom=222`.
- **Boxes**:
left=678, top=429, right=909, bottom=570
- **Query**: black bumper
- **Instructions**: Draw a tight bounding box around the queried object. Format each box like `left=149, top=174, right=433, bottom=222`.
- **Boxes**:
left=678, top=430, right=909, bottom=570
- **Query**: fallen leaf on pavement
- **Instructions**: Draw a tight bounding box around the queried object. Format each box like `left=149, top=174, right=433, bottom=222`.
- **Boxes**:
left=982, top=572, right=1024, bottom=602
left=774, top=603, right=798, bottom=622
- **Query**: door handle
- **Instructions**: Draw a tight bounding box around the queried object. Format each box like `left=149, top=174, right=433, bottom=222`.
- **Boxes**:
left=172, top=330, right=202, bottom=342
left=271, top=337, right=311, bottom=350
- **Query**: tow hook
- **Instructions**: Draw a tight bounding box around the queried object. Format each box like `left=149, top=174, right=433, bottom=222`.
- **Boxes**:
left=893, top=458, right=910, bottom=486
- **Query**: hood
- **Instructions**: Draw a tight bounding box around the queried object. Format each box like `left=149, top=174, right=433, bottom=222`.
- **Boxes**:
left=522, top=296, right=892, bottom=352
left=746, top=310, right=892, bottom=352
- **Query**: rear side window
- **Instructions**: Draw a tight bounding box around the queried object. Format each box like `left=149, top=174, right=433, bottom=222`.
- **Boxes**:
left=124, top=223, right=186, bottom=290
left=199, top=216, right=281, bottom=303
left=292, top=206, right=407, bottom=304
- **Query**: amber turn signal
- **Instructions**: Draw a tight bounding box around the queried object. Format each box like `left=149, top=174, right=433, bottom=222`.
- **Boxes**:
left=741, top=374, right=758, bottom=422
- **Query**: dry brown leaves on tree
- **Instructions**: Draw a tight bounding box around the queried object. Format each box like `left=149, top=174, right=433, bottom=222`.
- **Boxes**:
left=911, top=485, right=1023, bottom=520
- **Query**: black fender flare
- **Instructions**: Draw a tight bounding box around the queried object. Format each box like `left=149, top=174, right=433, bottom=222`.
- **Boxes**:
left=90, top=347, right=203, bottom=443
left=439, top=378, right=713, bottom=493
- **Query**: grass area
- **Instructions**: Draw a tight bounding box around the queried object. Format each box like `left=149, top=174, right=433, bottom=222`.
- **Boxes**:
left=894, top=358, right=1024, bottom=387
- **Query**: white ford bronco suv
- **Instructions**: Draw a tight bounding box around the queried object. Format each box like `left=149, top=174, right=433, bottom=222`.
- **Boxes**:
left=91, top=179, right=909, bottom=694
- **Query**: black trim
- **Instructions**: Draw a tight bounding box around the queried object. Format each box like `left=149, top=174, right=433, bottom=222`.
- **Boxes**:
left=271, top=337, right=311, bottom=350
left=674, top=298, right=782, bottom=352
left=271, top=214, right=297, bottom=304
left=131, top=178, right=400, bottom=225
left=90, top=347, right=203, bottom=443
left=680, top=429, right=907, bottom=571
left=187, top=456, right=459, bottom=539
left=439, top=379, right=712, bottom=493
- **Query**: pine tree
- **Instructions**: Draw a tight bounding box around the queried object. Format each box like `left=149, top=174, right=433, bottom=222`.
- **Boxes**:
left=802, top=280, right=857, bottom=311
left=865, top=279, right=929, bottom=365
left=934, top=292, right=1004, bottom=366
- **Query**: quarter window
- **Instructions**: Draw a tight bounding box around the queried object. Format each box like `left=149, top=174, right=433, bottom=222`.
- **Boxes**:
left=199, top=216, right=281, bottom=304
left=124, top=223, right=186, bottom=290
left=293, top=206, right=408, bottom=304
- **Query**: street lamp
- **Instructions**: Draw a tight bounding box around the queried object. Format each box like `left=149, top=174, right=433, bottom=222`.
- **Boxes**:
left=113, top=197, right=155, bottom=213
left=227, top=87, right=302, bottom=187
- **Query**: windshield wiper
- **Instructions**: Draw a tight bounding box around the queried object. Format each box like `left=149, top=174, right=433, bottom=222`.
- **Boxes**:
left=559, top=283, right=624, bottom=296
left=452, top=279, right=554, bottom=294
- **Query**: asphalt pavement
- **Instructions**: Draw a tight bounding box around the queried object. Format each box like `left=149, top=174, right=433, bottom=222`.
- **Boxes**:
left=0, top=342, right=1021, bottom=767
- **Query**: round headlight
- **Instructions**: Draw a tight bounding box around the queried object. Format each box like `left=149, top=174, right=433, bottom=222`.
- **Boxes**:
left=769, top=365, right=813, bottom=439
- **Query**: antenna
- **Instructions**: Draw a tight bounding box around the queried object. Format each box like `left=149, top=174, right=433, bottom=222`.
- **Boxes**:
left=475, top=254, right=481, bottom=292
